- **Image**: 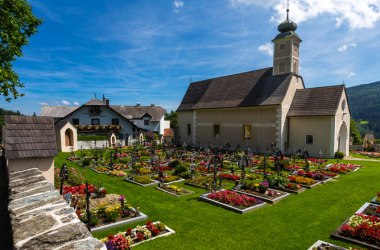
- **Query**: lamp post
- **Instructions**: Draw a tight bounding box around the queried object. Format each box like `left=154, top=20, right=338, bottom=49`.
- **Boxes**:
left=263, top=153, right=268, bottom=178
left=85, top=180, right=91, bottom=232
left=211, top=155, right=220, bottom=191
left=240, top=154, right=248, bottom=185
left=59, top=164, right=68, bottom=195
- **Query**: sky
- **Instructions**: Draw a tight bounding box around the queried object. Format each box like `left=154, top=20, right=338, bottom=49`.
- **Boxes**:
left=2, top=0, right=380, bottom=115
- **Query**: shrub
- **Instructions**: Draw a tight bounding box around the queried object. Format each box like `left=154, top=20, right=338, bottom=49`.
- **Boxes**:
left=82, top=158, right=91, bottom=167
left=334, top=151, right=344, bottom=159
left=266, top=174, right=289, bottom=187
left=174, top=164, right=188, bottom=175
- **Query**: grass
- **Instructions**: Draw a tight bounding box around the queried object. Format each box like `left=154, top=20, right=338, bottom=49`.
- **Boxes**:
left=55, top=152, right=380, bottom=250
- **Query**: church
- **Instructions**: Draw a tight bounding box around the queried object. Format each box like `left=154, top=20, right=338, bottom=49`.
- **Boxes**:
left=176, top=9, right=350, bottom=158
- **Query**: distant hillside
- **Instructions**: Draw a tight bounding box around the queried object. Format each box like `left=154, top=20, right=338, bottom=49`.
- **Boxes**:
left=0, top=108, right=22, bottom=143
left=346, top=81, right=380, bottom=138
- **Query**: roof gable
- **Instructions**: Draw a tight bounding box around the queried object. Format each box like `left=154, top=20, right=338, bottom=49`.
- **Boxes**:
left=177, top=68, right=293, bottom=111
left=4, top=115, right=58, bottom=160
left=287, top=85, right=345, bottom=117
left=84, top=98, right=106, bottom=106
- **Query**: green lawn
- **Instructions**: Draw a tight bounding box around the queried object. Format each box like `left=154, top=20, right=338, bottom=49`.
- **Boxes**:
left=349, top=152, right=372, bottom=159
left=55, top=152, right=380, bottom=250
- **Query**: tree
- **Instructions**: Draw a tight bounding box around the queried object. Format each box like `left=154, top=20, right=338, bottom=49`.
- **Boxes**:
left=350, top=118, right=362, bottom=145
left=165, top=110, right=178, bottom=128
left=0, top=0, right=42, bottom=101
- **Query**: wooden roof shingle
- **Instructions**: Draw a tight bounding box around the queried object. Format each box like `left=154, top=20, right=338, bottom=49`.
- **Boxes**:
left=4, top=115, right=57, bottom=160
left=287, top=85, right=345, bottom=117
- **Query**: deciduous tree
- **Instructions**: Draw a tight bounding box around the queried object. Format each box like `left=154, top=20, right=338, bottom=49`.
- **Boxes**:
left=0, top=0, right=42, bottom=101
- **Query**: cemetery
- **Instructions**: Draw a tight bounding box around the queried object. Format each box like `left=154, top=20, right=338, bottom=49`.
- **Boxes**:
left=49, top=141, right=380, bottom=249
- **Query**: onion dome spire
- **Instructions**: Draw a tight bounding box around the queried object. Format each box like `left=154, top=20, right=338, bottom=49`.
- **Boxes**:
left=277, top=1, right=297, bottom=33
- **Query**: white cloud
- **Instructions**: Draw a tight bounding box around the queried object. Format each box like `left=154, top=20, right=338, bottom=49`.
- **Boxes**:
left=73, top=101, right=80, bottom=106
left=38, top=102, right=48, bottom=106
left=173, top=0, right=184, bottom=13
left=258, top=43, right=273, bottom=56
left=348, top=72, right=357, bottom=78
left=61, top=100, right=71, bottom=105
left=230, top=0, right=380, bottom=30
left=338, top=42, right=357, bottom=52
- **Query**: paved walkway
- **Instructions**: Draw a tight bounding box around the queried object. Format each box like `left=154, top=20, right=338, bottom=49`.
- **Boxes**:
left=345, top=156, right=380, bottom=162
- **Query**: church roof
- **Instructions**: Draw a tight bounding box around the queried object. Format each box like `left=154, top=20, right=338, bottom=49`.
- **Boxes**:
left=3, top=115, right=57, bottom=160
left=40, top=106, right=77, bottom=118
left=287, top=85, right=345, bottom=117
left=177, top=67, right=295, bottom=111
left=111, top=105, right=166, bottom=122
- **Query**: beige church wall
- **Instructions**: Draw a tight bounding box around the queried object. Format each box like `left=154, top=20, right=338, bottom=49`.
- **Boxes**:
left=177, top=111, right=194, bottom=144
left=193, top=107, right=277, bottom=150
left=57, top=123, right=78, bottom=153
left=334, top=91, right=350, bottom=156
left=288, top=116, right=334, bottom=158
left=279, top=75, right=305, bottom=151
left=7, top=157, right=55, bottom=184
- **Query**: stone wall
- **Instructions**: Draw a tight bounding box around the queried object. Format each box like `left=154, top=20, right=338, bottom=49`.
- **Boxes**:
left=8, top=168, right=105, bottom=250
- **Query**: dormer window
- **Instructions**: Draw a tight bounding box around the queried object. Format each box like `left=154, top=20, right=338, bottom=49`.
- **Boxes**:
left=144, top=119, right=149, bottom=126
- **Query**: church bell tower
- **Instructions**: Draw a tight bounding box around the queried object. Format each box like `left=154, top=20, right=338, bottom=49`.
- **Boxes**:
left=272, top=4, right=302, bottom=76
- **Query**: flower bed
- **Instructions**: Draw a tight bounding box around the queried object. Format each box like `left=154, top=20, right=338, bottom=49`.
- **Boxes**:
left=307, top=240, right=346, bottom=250
left=355, top=202, right=380, bottom=218
left=156, top=184, right=193, bottom=197
left=199, top=190, right=266, bottom=214
left=113, top=163, right=129, bottom=170
left=125, top=175, right=159, bottom=187
left=328, top=163, right=360, bottom=174
left=219, top=173, right=240, bottom=181
left=331, top=214, right=380, bottom=249
left=288, top=175, right=320, bottom=188
left=92, top=166, right=109, bottom=174
left=101, top=221, right=175, bottom=249
left=153, top=175, right=184, bottom=184
left=108, top=170, right=127, bottom=177
left=273, top=183, right=306, bottom=194
left=185, top=176, right=213, bottom=189
left=67, top=156, right=81, bottom=162
left=236, top=187, right=290, bottom=204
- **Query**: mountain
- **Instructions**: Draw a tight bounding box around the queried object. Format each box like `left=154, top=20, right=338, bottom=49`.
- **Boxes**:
left=346, top=81, right=380, bottom=138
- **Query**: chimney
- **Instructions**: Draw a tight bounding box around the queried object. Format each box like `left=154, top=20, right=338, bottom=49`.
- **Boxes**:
left=102, top=94, right=110, bottom=105
left=151, top=103, right=155, bottom=107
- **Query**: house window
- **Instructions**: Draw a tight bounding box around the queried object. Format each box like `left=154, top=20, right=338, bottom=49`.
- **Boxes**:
left=279, top=62, right=286, bottom=73
left=91, top=118, right=100, bottom=125
left=119, top=133, right=124, bottom=139
left=144, top=119, right=149, bottom=126
left=214, top=125, right=220, bottom=138
left=279, top=43, right=286, bottom=50
left=72, top=118, right=79, bottom=125
left=244, top=125, right=251, bottom=140
left=89, top=106, right=100, bottom=115
left=306, top=135, right=313, bottom=145
left=187, top=124, right=191, bottom=136
left=112, top=118, right=119, bottom=125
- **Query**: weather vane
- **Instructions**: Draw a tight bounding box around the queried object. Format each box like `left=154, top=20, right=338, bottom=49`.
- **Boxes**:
left=286, top=0, right=289, bottom=19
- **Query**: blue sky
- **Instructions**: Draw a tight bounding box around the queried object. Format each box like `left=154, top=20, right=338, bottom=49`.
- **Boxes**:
left=2, top=0, right=380, bottom=115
